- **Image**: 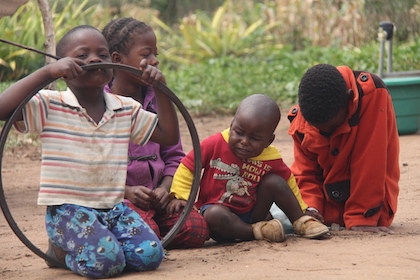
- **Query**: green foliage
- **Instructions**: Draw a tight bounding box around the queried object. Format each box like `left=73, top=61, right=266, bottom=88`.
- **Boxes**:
left=159, top=48, right=311, bottom=115
left=161, top=54, right=298, bottom=115
left=1, top=0, right=418, bottom=150
left=0, top=1, right=45, bottom=80
left=0, top=0, right=114, bottom=80
left=156, top=0, right=281, bottom=63
left=162, top=38, right=420, bottom=115
left=0, top=0, right=419, bottom=117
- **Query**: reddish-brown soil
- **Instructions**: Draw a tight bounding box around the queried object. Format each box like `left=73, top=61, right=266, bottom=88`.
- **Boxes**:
left=1, top=113, right=419, bottom=279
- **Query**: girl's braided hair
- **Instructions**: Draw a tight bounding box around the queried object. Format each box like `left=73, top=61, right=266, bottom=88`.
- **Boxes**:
left=102, top=17, right=153, bottom=55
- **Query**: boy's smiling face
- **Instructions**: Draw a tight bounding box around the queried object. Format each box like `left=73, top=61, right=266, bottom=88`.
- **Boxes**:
left=63, top=28, right=113, bottom=89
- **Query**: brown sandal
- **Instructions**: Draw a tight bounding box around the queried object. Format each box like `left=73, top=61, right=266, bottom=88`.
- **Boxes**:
left=293, top=215, right=329, bottom=238
left=252, top=219, right=286, bottom=242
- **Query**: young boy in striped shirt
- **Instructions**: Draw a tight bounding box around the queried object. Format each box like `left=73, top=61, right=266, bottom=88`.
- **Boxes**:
left=0, top=25, right=178, bottom=278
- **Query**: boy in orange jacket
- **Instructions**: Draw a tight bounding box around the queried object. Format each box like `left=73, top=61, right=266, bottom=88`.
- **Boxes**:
left=288, top=63, right=399, bottom=233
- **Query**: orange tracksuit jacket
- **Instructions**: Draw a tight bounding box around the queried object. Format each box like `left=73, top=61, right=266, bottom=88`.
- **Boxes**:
left=288, top=66, right=400, bottom=229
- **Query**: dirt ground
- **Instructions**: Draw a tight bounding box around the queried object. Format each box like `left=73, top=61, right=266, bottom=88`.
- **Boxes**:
left=1, top=112, right=419, bottom=280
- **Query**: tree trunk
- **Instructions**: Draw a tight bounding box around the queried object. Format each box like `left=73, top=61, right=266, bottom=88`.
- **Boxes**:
left=37, top=0, right=56, bottom=89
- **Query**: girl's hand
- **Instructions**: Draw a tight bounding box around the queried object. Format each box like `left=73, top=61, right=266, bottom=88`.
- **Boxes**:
left=139, top=58, right=166, bottom=85
left=150, top=187, right=170, bottom=211
left=125, top=185, right=158, bottom=210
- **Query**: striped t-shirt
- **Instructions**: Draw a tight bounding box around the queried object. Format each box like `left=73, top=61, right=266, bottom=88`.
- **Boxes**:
left=15, top=88, right=158, bottom=209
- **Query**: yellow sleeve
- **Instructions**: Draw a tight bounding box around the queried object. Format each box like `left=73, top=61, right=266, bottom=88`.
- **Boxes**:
left=287, top=174, right=308, bottom=212
left=170, top=163, right=194, bottom=201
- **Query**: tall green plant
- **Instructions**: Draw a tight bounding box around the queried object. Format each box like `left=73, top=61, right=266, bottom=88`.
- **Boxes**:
left=156, top=0, right=281, bottom=63
left=0, top=0, right=113, bottom=81
left=0, top=1, right=45, bottom=80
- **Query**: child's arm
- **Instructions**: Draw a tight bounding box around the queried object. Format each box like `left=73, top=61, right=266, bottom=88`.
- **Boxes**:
left=166, top=162, right=194, bottom=215
left=169, top=163, right=194, bottom=201
left=151, top=141, right=185, bottom=210
left=286, top=174, right=308, bottom=212
left=0, top=58, right=84, bottom=121
left=138, top=59, right=179, bottom=146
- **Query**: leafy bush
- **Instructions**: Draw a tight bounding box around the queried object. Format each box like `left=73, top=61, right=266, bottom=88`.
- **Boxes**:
left=153, top=0, right=281, bottom=64
left=0, top=1, right=45, bottom=80
left=1, top=0, right=419, bottom=116
left=162, top=38, right=420, bottom=115
left=0, top=0, right=113, bottom=80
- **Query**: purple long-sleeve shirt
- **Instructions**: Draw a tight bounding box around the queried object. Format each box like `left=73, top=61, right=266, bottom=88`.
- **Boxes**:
left=104, top=84, right=185, bottom=189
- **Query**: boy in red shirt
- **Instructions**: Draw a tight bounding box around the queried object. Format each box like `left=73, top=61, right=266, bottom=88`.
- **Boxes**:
left=168, top=94, right=329, bottom=242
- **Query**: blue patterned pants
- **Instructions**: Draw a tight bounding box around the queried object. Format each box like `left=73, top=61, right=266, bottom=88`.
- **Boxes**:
left=45, top=203, right=164, bottom=278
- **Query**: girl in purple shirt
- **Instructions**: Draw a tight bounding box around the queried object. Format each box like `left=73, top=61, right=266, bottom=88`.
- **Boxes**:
left=103, top=17, right=209, bottom=248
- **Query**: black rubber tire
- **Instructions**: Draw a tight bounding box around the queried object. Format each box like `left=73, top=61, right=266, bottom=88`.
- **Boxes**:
left=0, top=63, right=202, bottom=268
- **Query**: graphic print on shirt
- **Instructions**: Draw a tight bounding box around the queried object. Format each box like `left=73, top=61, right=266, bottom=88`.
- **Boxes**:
left=210, top=158, right=252, bottom=203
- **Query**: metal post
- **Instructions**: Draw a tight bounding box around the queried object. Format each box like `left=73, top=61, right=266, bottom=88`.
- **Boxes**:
left=378, top=21, right=395, bottom=77
left=378, top=34, right=385, bottom=78
left=387, top=39, right=393, bottom=73
left=378, top=28, right=386, bottom=78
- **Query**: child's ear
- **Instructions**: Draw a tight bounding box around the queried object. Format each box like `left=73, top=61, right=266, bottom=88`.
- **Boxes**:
left=112, top=52, right=122, bottom=63
left=347, top=89, right=354, bottom=100
left=267, top=134, right=275, bottom=147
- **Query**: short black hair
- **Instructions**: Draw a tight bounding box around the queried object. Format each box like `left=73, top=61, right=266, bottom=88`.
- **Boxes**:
left=102, top=17, right=153, bottom=55
left=56, top=25, right=101, bottom=58
left=298, top=63, right=348, bottom=124
left=236, top=94, right=281, bottom=134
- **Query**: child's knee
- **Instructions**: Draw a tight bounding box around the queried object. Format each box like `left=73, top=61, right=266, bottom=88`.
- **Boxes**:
left=72, top=251, right=126, bottom=278
left=260, top=173, right=288, bottom=191
left=125, top=239, right=164, bottom=271
left=182, top=212, right=210, bottom=248
left=203, top=204, right=232, bottom=228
